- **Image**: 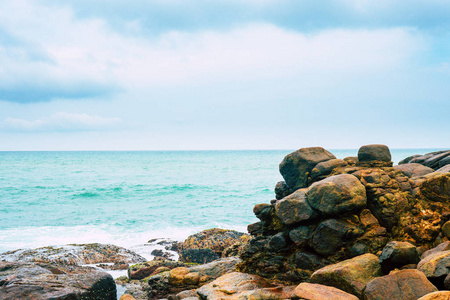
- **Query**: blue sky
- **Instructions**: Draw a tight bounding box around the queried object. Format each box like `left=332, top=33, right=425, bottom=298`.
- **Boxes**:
left=0, top=0, right=449, bottom=150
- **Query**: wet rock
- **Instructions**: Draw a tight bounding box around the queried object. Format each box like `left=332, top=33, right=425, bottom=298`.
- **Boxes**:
left=179, top=249, right=219, bottom=264
left=364, top=269, right=437, bottom=300
left=358, top=144, right=392, bottom=163
left=310, top=253, right=382, bottom=298
left=275, top=181, right=292, bottom=200
left=292, top=282, right=359, bottom=300
left=310, top=159, right=348, bottom=181
left=307, top=174, right=367, bottom=216
left=394, top=163, right=435, bottom=178
left=176, top=228, right=250, bottom=257
left=0, top=243, right=146, bottom=266
left=419, top=291, right=450, bottom=300
left=0, top=261, right=116, bottom=300
left=379, top=241, right=420, bottom=273
left=279, top=147, right=336, bottom=191
left=275, top=189, right=317, bottom=226
left=128, top=260, right=186, bottom=280
left=309, top=218, right=362, bottom=256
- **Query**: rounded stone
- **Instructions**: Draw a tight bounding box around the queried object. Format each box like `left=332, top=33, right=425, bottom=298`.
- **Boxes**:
left=358, top=144, right=392, bottom=162
left=307, top=174, right=367, bottom=216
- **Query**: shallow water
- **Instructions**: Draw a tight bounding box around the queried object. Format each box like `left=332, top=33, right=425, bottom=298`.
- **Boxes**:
left=0, top=149, right=443, bottom=253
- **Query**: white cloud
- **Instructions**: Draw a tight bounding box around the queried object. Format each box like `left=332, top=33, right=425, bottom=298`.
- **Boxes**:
left=0, top=0, right=424, bottom=102
left=1, top=112, right=122, bottom=132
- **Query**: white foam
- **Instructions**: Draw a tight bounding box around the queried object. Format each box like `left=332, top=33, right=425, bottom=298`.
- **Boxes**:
left=0, top=223, right=248, bottom=255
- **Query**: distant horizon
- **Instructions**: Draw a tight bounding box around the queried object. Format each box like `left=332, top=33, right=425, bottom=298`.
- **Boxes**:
left=0, top=147, right=448, bottom=152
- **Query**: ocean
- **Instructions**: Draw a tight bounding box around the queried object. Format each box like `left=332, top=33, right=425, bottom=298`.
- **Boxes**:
left=0, top=148, right=443, bottom=256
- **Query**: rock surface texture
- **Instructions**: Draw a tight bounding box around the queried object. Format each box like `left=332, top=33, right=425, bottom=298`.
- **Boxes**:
left=238, top=144, right=450, bottom=285
left=0, top=261, right=116, bottom=300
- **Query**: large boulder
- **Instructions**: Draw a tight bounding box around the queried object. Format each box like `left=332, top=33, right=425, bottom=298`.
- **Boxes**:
left=0, top=261, right=116, bottom=300
left=307, top=174, right=367, bottom=216
left=196, top=272, right=293, bottom=300
left=279, top=147, right=336, bottom=191
left=379, top=241, right=420, bottom=273
left=310, top=253, right=382, bottom=298
left=364, top=269, right=437, bottom=300
left=394, top=163, right=435, bottom=178
left=358, top=144, right=392, bottom=163
left=274, top=189, right=317, bottom=226
left=292, top=283, right=359, bottom=300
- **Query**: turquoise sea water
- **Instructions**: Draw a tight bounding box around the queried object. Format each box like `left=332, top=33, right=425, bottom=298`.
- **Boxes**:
left=0, top=149, right=444, bottom=253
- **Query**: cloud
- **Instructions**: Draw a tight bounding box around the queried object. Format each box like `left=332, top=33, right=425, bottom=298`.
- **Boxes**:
left=0, top=0, right=437, bottom=104
left=1, top=112, right=122, bottom=132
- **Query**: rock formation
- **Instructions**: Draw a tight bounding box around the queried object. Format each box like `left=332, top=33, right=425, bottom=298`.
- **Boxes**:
left=238, top=144, right=450, bottom=283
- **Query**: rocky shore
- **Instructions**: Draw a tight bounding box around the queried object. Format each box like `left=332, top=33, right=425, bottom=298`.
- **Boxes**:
left=1, top=145, right=450, bottom=300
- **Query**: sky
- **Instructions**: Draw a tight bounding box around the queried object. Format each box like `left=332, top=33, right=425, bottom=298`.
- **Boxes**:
left=0, top=0, right=449, bottom=150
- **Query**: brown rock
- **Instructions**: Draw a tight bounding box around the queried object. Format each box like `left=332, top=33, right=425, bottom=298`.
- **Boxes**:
left=358, top=144, right=392, bottom=162
left=275, top=181, right=293, bottom=200
left=275, top=189, right=317, bottom=226
left=310, top=253, right=382, bottom=298
left=364, top=269, right=437, bottom=300
left=310, top=159, right=348, bottom=181
left=292, top=282, right=359, bottom=300
left=394, top=163, right=435, bottom=178
left=418, top=291, right=450, bottom=300
left=0, top=261, right=116, bottom=300
left=279, top=147, right=336, bottom=191
left=417, top=250, right=450, bottom=278
left=379, top=241, right=420, bottom=273
left=307, top=174, right=367, bottom=216
left=120, top=295, right=137, bottom=300
left=176, top=228, right=250, bottom=257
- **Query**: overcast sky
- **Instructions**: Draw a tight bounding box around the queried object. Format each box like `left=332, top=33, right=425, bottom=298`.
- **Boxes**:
left=0, top=0, right=449, bottom=150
